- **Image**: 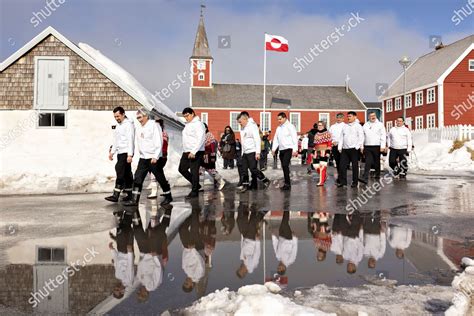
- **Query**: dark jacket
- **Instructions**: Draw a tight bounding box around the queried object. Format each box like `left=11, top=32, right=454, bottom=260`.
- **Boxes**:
left=220, top=133, right=236, bottom=160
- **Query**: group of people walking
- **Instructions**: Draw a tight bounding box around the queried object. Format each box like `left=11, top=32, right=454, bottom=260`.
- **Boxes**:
left=106, top=107, right=413, bottom=204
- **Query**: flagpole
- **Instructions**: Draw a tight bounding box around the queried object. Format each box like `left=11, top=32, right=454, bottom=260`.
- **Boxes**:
left=263, top=33, right=267, bottom=114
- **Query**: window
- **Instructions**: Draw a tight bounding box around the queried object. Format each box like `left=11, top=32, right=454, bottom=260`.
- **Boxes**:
left=415, top=116, right=423, bottom=130
left=260, top=112, right=271, bottom=132
left=406, top=117, right=412, bottom=130
left=37, top=247, right=65, bottom=263
left=469, top=59, right=474, bottom=71
left=230, top=112, right=241, bottom=131
left=427, top=113, right=436, bottom=128
left=415, top=91, right=423, bottom=106
left=289, top=112, right=301, bottom=132
left=34, top=56, right=69, bottom=111
left=319, top=113, right=330, bottom=127
left=38, top=111, right=66, bottom=128
left=395, top=97, right=402, bottom=111
left=386, top=121, right=393, bottom=131
left=386, top=99, right=393, bottom=112
left=404, top=94, right=412, bottom=109
left=427, top=88, right=436, bottom=104
left=198, top=72, right=205, bottom=81
left=201, top=112, right=208, bottom=125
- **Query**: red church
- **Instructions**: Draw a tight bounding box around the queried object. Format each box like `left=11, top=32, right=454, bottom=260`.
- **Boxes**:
left=381, top=35, right=474, bottom=130
left=189, top=14, right=367, bottom=138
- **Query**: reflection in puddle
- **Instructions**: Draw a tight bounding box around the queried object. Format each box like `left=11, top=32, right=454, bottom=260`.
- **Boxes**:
left=0, top=202, right=471, bottom=315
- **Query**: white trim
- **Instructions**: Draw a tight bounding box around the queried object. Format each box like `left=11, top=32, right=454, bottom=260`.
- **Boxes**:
left=437, top=43, right=474, bottom=84
left=438, top=83, right=444, bottom=127
left=201, top=112, right=208, bottom=125
left=415, top=91, right=423, bottom=106
left=0, top=26, right=182, bottom=127
left=427, top=87, right=436, bottom=104
left=260, top=111, right=271, bottom=132
left=192, top=107, right=367, bottom=112
left=289, top=112, right=301, bottom=132
left=198, top=72, right=205, bottom=81
left=386, top=99, right=393, bottom=112
left=37, top=110, right=67, bottom=129
left=33, top=56, right=69, bottom=110
left=469, top=59, right=474, bottom=71
left=386, top=120, right=393, bottom=131
left=415, top=115, right=424, bottom=130
left=318, top=112, right=330, bottom=127
left=395, top=97, right=402, bottom=111
left=426, top=113, right=436, bottom=128
left=229, top=111, right=241, bottom=131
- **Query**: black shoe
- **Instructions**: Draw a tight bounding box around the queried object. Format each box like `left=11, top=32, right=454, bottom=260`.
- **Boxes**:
left=123, top=187, right=140, bottom=206
left=351, top=182, right=358, bottom=188
left=185, top=191, right=199, bottom=199
left=160, top=193, right=173, bottom=206
left=358, top=178, right=368, bottom=184
left=337, top=183, right=346, bottom=188
left=105, top=189, right=121, bottom=202
left=280, top=184, right=291, bottom=191
left=399, top=174, right=406, bottom=179
left=198, top=184, right=204, bottom=192
left=121, top=189, right=133, bottom=202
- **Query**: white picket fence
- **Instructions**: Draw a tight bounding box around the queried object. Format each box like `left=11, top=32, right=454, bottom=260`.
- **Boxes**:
left=411, top=124, right=473, bottom=144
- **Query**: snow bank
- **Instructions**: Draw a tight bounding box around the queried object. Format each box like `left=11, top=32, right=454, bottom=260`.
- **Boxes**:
left=183, top=283, right=335, bottom=316
left=409, top=140, right=474, bottom=172
left=78, top=43, right=178, bottom=121
left=445, top=257, right=474, bottom=316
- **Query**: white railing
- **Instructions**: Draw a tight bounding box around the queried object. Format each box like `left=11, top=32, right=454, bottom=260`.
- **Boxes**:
left=411, top=124, right=473, bottom=143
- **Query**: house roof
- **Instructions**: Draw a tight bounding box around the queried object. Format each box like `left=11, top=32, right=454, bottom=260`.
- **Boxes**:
left=191, top=15, right=212, bottom=59
left=192, top=83, right=367, bottom=110
left=381, top=35, right=474, bottom=99
left=0, top=26, right=183, bottom=128
left=365, top=102, right=382, bottom=109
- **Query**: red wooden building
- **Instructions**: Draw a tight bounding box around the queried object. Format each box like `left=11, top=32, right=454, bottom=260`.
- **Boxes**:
left=381, top=35, right=474, bottom=130
left=188, top=14, right=367, bottom=139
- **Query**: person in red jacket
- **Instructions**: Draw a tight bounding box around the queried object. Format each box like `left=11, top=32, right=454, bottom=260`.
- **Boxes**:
left=312, top=121, right=332, bottom=186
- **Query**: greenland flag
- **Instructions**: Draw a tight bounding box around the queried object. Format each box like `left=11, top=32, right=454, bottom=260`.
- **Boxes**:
left=265, top=34, right=289, bottom=52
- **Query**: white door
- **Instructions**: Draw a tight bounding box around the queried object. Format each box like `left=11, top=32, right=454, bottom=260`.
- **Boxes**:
left=34, top=264, right=69, bottom=313
left=35, top=57, right=69, bottom=110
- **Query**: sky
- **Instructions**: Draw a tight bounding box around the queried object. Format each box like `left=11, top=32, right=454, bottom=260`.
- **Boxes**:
left=1, top=0, right=473, bottom=112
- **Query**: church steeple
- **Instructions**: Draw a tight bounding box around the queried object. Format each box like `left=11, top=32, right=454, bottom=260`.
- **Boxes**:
left=190, top=5, right=213, bottom=88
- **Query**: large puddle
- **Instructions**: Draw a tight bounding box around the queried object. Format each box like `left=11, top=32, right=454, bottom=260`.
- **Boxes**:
left=1, top=201, right=472, bottom=315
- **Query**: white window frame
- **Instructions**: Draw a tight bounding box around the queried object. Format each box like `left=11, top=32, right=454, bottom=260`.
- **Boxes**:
left=426, top=113, right=436, bottom=128
left=319, top=112, right=330, bottom=127
left=395, top=97, right=402, bottom=111
left=33, top=56, right=70, bottom=111
left=404, top=94, right=412, bottom=109
left=386, top=99, right=393, bottom=112
left=427, top=88, right=436, bottom=104
left=36, top=246, right=66, bottom=264
left=259, top=112, right=271, bottom=132
left=37, top=110, right=67, bottom=129
left=469, top=59, right=474, bottom=71
left=386, top=121, right=393, bottom=131
left=230, top=111, right=241, bottom=131
left=415, top=91, right=423, bottom=106
left=289, top=112, right=301, bottom=132
left=198, top=72, right=205, bottom=81
left=415, top=115, right=423, bottom=130
left=201, top=112, right=208, bottom=125
left=406, top=117, right=412, bottom=130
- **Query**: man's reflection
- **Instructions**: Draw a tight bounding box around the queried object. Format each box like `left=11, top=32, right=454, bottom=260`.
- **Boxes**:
left=271, top=211, right=298, bottom=276
left=200, top=204, right=217, bottom=267
left=308, top=212, right=332, bottom=262
left=109, top=210, right=134, bottom=299
left=362, top=211, right=386, bottom=269
left=134, top=206, right=171, bottom=302
left=179, top=201, right=206, bottom=293
left=388, top=223, right=412, bottom=259
left=341, top=211, right=363, bottom=274
left=236, top=203, right=266, bottom=279
left=221, top=211, right=236, bottom=236
left=330, top=214, right=345, bottom=265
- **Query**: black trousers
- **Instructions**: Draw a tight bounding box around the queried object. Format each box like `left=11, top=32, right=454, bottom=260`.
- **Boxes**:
left=237, top=210, right=264, bottom=240
left=115, top=153, right=133, bottom=190
left=389, top=148, right=408, bottom=175
left=178, top=151, right=204, bottom=193
left=331, top=146, right=341, bottom=171
left=338, top=148, right=360, bottom=185
left=362, top=146, right=381, bottom=179
left=260, top=150, right=268, bottom=170
left=133, top=158, right=171, bottom=193
left=279, top=149, right=292, bottom=186
left=301, top=149, right=307, bottom=164
left=224, top=158, right=234, bottom=168
left=241, top=152, right=267, bottom=187
left=236, top=156, right=244, bottom=184
left=279, top=211, right=292, bottom=240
